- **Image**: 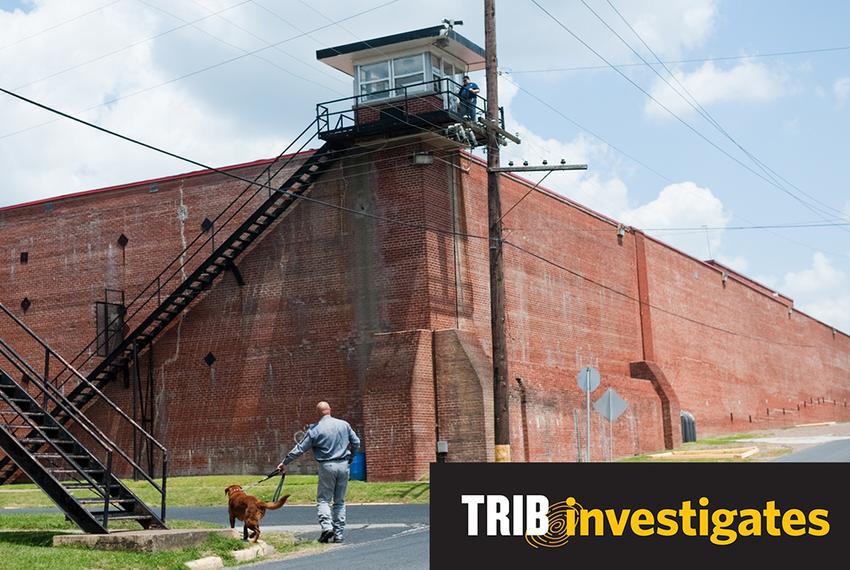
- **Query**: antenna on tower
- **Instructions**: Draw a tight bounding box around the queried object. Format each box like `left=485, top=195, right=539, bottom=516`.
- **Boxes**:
left=442, top=18, right=464, bottom=32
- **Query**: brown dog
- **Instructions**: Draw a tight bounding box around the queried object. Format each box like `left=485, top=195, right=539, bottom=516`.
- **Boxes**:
left=225, top=484, right=290, bottom=542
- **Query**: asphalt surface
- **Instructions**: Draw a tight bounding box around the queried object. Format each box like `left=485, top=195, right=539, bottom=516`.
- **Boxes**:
left=6, top=503, right=430, bottom=568
left=170, top=503, right=430, bottom=568
left=251, top=525, right=429, bottom=570
left=774, top=437, right=850, bottom=462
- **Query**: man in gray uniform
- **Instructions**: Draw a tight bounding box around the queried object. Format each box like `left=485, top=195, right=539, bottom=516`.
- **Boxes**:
left=278, top=401, right=361, bottom=543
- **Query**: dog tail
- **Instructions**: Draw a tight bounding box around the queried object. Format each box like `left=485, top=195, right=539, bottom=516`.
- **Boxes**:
left=261, top=494, right=290, bottom=511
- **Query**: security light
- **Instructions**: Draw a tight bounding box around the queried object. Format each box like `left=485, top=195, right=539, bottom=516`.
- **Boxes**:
left=412, top=152, right=434, bottom=165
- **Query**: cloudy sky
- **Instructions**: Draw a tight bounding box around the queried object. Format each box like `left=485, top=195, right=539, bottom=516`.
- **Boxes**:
left=1, top=0, right=849, bottom=331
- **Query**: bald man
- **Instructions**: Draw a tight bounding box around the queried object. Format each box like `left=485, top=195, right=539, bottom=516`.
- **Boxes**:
left=278, top=401, right=361, bottom=543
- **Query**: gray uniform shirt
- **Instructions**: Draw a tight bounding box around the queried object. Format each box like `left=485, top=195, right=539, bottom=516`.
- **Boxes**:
left=282, top=415, right=361, bottom=464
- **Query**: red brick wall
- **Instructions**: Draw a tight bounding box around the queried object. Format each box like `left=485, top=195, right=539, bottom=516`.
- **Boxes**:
left=645, top=236, right=850, bottom=435
left=2, top=141, right=850, bottom=482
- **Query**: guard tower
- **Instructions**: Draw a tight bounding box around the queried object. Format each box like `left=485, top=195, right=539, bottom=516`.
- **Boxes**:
left=315, top=24, right=500, bottom=146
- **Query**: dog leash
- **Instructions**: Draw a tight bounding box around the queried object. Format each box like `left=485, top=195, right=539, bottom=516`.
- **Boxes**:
left=241, top=468, right=280, bottom=493
left=272, top=472, right=287, bottom=502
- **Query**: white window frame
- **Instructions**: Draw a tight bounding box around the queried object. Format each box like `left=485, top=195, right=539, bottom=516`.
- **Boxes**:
left=357, top=59, right=391, bottom=102
left=355, top=52, right=438, bottom=102
left=353, top=50, right=469, bottom=104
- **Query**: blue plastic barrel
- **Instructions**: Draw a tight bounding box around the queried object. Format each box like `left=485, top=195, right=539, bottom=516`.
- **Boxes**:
left=349, top=452, right=366, bottom=481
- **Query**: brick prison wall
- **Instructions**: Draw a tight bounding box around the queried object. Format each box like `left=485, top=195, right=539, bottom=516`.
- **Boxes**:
left=1, top=141, right=849, bottom=481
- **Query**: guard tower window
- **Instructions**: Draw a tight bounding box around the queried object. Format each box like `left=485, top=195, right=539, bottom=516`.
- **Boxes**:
left=358, top=60, right=390, bottom=100
left=392, top=54, right=425, bottom=94
left=357, top=53, right=428, bottom=101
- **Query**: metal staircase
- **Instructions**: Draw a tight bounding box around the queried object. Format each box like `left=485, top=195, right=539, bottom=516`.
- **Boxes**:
left=0, top=305, right=166, bottom=533
left=0, top=122, right=343, bottom=490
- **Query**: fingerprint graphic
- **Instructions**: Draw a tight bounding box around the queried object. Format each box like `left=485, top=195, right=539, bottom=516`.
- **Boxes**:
left=525, top=497, right=582, bottom=549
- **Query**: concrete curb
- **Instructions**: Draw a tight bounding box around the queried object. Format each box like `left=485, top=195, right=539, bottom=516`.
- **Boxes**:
left=184, top=556, right=223, bottom=570
left=183, top=538, right=277, bottom=568
left=231, top=540, right=276, bottom=561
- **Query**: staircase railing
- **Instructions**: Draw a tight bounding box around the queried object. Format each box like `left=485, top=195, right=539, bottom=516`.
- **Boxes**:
left=49, top=119, right=323, bottom=393
left=0, top=303, right=167, bottom=522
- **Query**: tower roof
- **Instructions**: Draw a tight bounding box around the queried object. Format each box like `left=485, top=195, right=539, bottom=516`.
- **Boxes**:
left=317, top=25, right=485, bottom=75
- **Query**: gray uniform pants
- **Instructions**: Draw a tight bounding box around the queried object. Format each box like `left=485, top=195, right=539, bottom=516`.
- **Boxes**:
left=317, top=460, right=349, bottom=538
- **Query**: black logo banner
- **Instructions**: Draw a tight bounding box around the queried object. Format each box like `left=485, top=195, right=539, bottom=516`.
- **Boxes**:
left=430, top=462, right=849, bottom=566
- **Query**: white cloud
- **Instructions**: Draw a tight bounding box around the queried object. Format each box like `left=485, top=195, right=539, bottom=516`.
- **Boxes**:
left=496, top=0, right=718, bottom=72
left=497, top=77, right=631, bottom=216
left=497, top=76, right=734, bottom=261
left=0, top=0, right=317, bottom=207
left=782, top=252, right=845, bottom=296
left=780, top=253, right=850, bottom=332
left=0, top=0, right=727, bottom=209
left=622, top=0, right=717, bottom=58
left=835, top=77, right=850, bottom=108
left=620, top=182, right=730, bottom=258
left=644, top=61, right=786, bottom=120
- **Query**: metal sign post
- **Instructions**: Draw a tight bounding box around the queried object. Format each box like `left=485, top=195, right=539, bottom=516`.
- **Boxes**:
left=594, top=387, right=629, bottom=462
left=576, top=366, right=600, bottom=462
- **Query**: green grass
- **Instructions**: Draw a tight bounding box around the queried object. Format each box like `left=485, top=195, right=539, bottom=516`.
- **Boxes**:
left=0, top=513, right=218, bottom=531
left=618, top=431, right=787, bottom=463
left=0, top=474, right=429, bottom=509
left=682, top=433, right=767, bottom=446
left=0, top=529, right=303, bottom=570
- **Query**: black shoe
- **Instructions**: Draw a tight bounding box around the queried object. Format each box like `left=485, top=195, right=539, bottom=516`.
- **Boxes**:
left=318, top=530, right=334, bottom=543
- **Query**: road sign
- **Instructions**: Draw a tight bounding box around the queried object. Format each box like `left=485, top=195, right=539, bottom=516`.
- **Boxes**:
left=576, top=366, right=600, bottom=393
left=594, top=387, right=629, bottom=462
left=576, top=366, right=600, bottom=462
left=594, top=388, right=628, bottom=422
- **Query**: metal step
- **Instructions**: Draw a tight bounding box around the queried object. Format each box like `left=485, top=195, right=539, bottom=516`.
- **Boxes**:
left=87, top=512, right=152, bottom=521
left=21, top=438, right=74, bottom=445
left=64, top=483, right=121, bottom=490
left=77, top=498, right=136, bottom=505
left=49, top=468, right=103, bottom=475
left=35, top=453, right=89, bottom=460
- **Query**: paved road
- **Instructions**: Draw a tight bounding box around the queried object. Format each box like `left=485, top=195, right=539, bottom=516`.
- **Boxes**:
left=774, top=437, right=850, bottom=462
left=250, top=525, right=428, bottom=570
left=169, top=503, right=430, bottom=567
left=5, top=503, right=430, bottom=567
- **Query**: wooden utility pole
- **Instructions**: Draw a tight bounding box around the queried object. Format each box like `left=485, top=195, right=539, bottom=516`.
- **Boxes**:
left=484, top=0, right=510, bottom=463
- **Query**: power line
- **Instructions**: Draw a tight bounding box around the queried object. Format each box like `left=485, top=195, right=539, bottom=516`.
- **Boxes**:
left=3, top=84, right=837, bottom=349
left=531, top=0, right=850, bottom=229
left=0, top=0, right=402, bottom=141
left=644, top=221, right=850, bottom=232
left=12, top=0, right=253, bottom=92
left=505, top=45, right=850, bottom=74
left=0, top=84, right=490, bottom=241
left=135, top=0, right=347, bottom=95
left=185, top=0, right=350, bottom=89
left=598, top=0, right=850, bottom=226
left=503, top=239, right=821, bottom=348
left=500, top=73, right=673, bottom=183
left=497, top=170, right=553, bottom=224
left=0, top=0, right=124, bottom=53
